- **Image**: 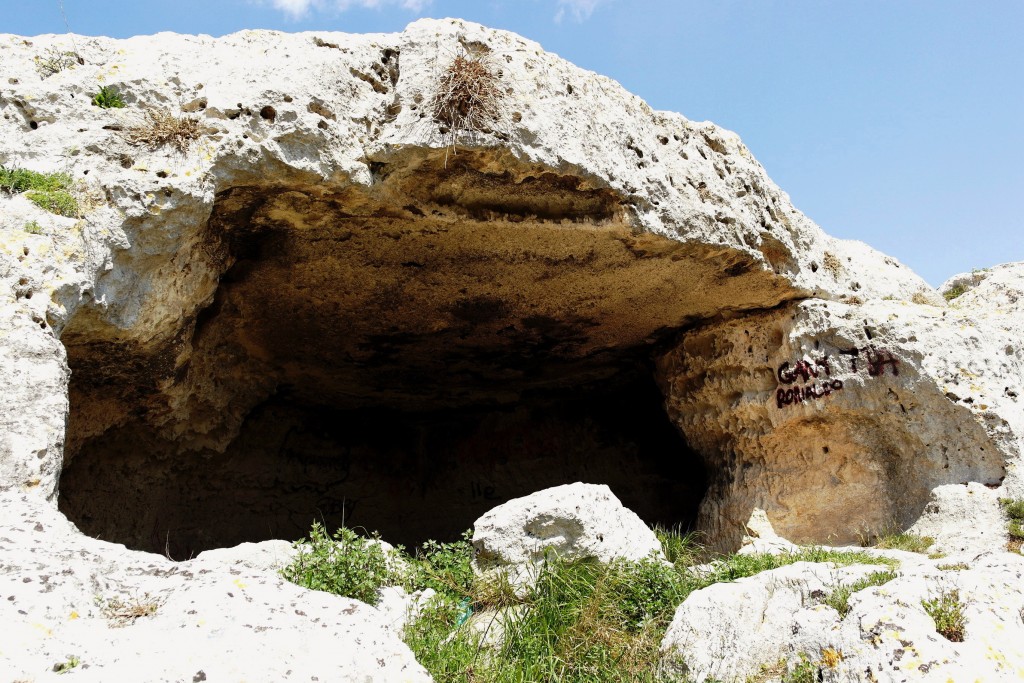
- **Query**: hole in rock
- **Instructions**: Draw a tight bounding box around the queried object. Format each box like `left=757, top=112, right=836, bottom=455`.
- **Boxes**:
left=58, top=151, right=795, bottom=558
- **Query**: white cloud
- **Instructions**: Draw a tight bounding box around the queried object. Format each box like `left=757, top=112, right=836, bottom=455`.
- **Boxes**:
left=268, top=0, right=430, bottom=20
left=554, top=0, right=606, bottom=23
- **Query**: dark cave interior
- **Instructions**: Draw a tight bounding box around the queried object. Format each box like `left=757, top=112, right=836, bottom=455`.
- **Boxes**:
left=59, top=363, right=706, bottom=558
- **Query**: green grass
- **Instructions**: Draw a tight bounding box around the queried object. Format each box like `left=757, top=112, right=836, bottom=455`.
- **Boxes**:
left=92, top=84, right=126, bottom=109
left=0, top=166, right=79, bottom=217
left=23, top=221, right=43, bottom=234
left=283, top=523, right=898, bottom=682
left=943, top=284, right=967, bottom=301
left=821, top=569, right=898, bottom=616
left=922, top=589, right=966, bottom=642
left=999, top=499, right=1024, bottom=549
left=875, top=532, right=935, bottom=554
left=781, top=655, right=818, bottom=683
left=654, top=524, right=702, bottom=568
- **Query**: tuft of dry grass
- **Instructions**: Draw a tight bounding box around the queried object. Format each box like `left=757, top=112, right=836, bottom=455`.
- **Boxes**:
left=430, top=53, right=505, bottom=148
left=126, top=109, right=202, bottom=153
left=101, top=593, right=162, bottom=627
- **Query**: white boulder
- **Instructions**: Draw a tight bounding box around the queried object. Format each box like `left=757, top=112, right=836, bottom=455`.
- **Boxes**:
left=472, top=482, right=664, bottom=572
left=660, top=553, right=1024, bottom=683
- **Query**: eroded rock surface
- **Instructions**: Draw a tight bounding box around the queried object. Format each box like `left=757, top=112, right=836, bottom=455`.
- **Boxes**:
left=0, top=492, right=430, bottom=682
left=660, top=554, right=1024, bottom=682
left=472, top=482, right=664, bottom=574
left=0, top=17, right=1022, bottom=681
left=658, top=284, right=1024, bottom=550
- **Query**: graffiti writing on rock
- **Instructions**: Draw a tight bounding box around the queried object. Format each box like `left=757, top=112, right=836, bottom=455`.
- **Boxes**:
left=775, top=345, right=899, bottom=409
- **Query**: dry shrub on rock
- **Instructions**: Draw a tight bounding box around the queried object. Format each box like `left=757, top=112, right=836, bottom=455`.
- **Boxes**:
left=126, top=109, right=202, bottom=153
left=430, top=52, right=505, bottom=149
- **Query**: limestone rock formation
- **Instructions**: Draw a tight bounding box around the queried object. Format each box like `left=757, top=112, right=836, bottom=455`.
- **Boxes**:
left=472, top=482, right=664, bottom=573
left=660, top=554, right=1024, bottom=682
left=0, top=491, right=430, bottom=682
left=1, top=16, right=1022, bottom=681
left=657, top=265, right=1024, bottom=550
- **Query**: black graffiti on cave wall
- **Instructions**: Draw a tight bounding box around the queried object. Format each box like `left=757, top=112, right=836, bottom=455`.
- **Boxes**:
left=775, top=345, right=899, bottom=409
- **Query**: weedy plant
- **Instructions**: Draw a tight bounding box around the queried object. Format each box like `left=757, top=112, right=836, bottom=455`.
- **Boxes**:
left=100, top=593, right=162, bottom=627
left=92, top=84, right=126, bottom=109
left=922, top=588, right=966, bottom=642
left=52, top=655, right=81, bottom=674
left=23, top=220, right=43, bottom=234
left=781, top=655, right=819, bottom=683
left=943, top=284, right=967, bottom=301
left=34, top=46, right=82, bottom=78
left=281, top=522, right=390, bottom=606
left=0, top=166, right=79, bottom=217
left=873, top=531, right=935, bottom=554
left=821, top=569, right=898, bottom=617
left=430, top=51, right=505, bottom=159
left=126, top=109, right=202, bottom=153
left=999, top=498, right=1024, bottom=552
left=283, top=521, right=898, bottom=683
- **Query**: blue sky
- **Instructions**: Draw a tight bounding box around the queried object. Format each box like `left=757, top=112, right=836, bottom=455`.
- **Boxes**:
left=4, top=1, right=1021, bottom=286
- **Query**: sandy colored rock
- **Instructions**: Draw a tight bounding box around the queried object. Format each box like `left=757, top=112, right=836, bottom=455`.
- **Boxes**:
left=658, top=287, right=1024, bottom=550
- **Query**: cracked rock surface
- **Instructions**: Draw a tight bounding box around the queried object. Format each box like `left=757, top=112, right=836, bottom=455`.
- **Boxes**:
left=0, top=17, right=1022, bottom=681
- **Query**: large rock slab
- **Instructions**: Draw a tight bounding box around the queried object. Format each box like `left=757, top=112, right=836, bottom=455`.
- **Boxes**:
left=472, top=482, right=664, bottom=571
left=658, top=269, right=1024, bottom=549
left=0, top=492, right=430, bottom=682
left=660, top=553, right=1024, bottom=682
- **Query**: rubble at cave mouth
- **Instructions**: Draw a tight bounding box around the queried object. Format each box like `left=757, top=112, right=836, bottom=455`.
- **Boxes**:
left=56, top=153, right=798, bottom=557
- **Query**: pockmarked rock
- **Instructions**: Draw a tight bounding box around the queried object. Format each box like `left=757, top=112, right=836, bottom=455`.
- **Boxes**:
left=660, top=554, right=1024, bottom=682
left=1, top=16, right=1023, bottom=680
left=472, top=482, right=664, bottom=571
left=658, top=277, right=1024, bottom=550
left=0, top=492, right=431, bottom=682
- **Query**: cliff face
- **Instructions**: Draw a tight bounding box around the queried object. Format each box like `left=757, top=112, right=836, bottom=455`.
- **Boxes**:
left=0, top=18, right=1015, bottom=557
left=1, top=19, right=1023, bottom=678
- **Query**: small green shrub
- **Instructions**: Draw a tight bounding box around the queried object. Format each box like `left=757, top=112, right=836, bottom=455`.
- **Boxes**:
left=1000, top=498, right=1024, bottom=522
left=0, top=166, right=71, bottom=194
left=999, top=499, right=1024, bottom=548
left=922, top=589, right=966, bottom=642
left=875, top=532, right=934, bottom=554
left=937, top=562, right=970, bottom=571
left=822, top=569, right=897, bottom=617
left=92, top=84, right=126, bottom=109
left=23, top=221, right=43, bottom=234
left=781, top=654, right=819, bottom=683
left=404, top=530, right=476, bottom=599
left=34, top=47, right=81, bottom=78
left=0, top=166, right=79, bottom=217
left=280, top=522, right=390, bottom=606
left=943, top=285, right=967, bottom=301
left=25, top=189, right=79, bottom=217
left=52, top=654, right=81, bottom=674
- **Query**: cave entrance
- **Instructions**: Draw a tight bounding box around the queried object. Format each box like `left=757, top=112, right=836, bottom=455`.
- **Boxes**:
left=59, top=367, right=702, bottom=557
left=57, top=151, right=794, bottom=557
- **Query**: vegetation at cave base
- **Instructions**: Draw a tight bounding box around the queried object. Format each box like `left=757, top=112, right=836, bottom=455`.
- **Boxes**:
left=282, top=522, right=898, bottom=682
